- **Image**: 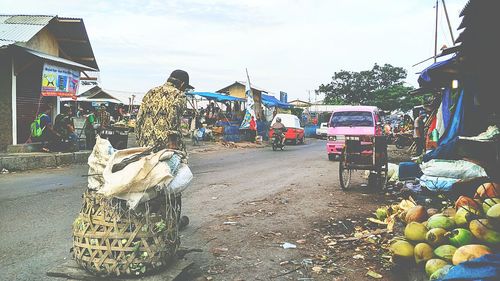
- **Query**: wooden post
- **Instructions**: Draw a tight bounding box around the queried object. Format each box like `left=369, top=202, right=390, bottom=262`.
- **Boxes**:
left=11, top=56, right=17, bottom=145
left=441, top=0, right=455, bottom=44
left=434, top=0, right=439, bottom=63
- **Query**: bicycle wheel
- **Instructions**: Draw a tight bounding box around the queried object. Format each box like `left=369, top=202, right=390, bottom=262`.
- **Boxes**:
left=339, top=150, right=351, bottom=190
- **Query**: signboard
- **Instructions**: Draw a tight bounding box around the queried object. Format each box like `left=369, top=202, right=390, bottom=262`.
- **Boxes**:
left=280, top=91, right=288, bottom=103
left=41, top=63, right=80, bottom=98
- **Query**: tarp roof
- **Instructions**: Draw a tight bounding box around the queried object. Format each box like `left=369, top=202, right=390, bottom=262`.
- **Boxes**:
left=418, top=56, right=459, bottom=89
left=261, top=94, right=292, bottom=108
left=187, top=91, right=245, bottom=102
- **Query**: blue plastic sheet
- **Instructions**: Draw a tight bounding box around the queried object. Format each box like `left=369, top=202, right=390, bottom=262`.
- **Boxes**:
left=439, top=254, right=500, bottom=281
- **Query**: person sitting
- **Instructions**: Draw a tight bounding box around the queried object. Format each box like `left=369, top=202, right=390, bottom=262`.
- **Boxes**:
left=35, top=104, right=60, bottom=152
left=271, top=117, right=286, bottom=145
left=54, top=104, right=78, bottom=151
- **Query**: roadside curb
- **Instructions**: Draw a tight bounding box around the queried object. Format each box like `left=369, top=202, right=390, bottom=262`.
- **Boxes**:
left=0, top=151, right=91, bottom=172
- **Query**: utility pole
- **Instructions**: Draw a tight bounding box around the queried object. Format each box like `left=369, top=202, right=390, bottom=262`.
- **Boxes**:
left=434, top=0, right=439, bottom=62
left=441, top=0, right=455, bottom=45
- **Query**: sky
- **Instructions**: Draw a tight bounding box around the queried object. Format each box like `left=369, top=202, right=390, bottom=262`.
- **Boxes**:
left=2, top=0, right=468, bottom=101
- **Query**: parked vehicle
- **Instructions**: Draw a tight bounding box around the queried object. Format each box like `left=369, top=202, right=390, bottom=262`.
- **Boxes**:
left=271, top=128, right=285, bottom=151
left=326, top=106, right=382, bottom=161
left=316, top=122, right=328, bottom=139
left=269, top=114, right=305, bottom=144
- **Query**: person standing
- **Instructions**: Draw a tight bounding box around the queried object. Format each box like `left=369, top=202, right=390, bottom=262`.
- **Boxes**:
left=84, top=108, right=97, bottom=150
left=413, top=110, right=426, bottom=155
left=135, top=69, right=190, bottom=231
left=135, top=70, right=188, bottom=151
left=96, top=104, right=111, bottom=133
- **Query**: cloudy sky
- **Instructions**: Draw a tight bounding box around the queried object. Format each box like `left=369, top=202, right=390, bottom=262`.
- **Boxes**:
left=3, top=0, right=467, bottom=101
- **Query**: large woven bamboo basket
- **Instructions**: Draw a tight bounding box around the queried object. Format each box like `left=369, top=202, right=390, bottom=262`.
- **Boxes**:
left=72, top=190, right=181, bottom=276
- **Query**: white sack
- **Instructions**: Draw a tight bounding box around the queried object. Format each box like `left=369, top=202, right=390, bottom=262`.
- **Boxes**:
left=87, top=136, right=115, bottom=190
left=99, top=148, right=174, bottom=197
left=420, top=159, right=487, bottom=180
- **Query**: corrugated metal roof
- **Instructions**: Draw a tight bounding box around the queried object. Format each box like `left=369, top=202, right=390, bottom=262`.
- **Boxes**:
left=14, top=45, right=97, bottom=71
left=3, top=15, right=54, bottom=25
left=0, top=24, right=46, bottom=46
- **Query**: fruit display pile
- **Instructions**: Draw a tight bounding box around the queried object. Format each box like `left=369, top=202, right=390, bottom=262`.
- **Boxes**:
left=378, top=183, right=499, bottom=280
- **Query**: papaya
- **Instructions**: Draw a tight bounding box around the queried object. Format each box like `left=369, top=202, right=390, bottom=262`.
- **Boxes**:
left=427, top=214, right=456, bottom=230
left=455, top=196, right=480, bottom=210
left=405, top=205, right=427, bottom=223
left=404, top=222, right=428, bottom=242
left=425, top=258, right=449, bottom=277
left=429, top=265, right=452, bottom=280
left=455, top=206, right=481, bottom=227
left=482, top=198, right=500, bottom=214
left=390, top=240, right=414, bottom=259
left=469, top=219, right=500, bottom=244
left=433, top=245, right=457, bottom=262
left=414, top=243, right=434, bottom=264
left=475, top=182, right=499, bottom=198
left=452, top=244, right=492, bottom=265
left=447, top=228, right=474, bottom=247
left=426, top=228, right=448, bottom=246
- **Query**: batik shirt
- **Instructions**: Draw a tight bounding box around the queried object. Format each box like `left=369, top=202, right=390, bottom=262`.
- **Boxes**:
left=135, top=82, right=186, bottom=151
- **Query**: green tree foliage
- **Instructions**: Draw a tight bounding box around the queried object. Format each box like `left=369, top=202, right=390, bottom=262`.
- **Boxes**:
left=317, top=64, right=424, bottom=111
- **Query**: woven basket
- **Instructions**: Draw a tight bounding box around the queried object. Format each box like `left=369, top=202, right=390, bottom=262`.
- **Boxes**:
left=72, top=191, right=181, bottom=276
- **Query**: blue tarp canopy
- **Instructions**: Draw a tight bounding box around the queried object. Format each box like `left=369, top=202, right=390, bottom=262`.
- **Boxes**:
left=418, top=56, right=458, bottom=89
left=187, top=92, right=245, bottom=102
left=261, top=94, right=292, bottom=108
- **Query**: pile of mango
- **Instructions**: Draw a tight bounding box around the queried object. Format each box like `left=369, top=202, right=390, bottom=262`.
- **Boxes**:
left=387, top=183, right=499, bottom=280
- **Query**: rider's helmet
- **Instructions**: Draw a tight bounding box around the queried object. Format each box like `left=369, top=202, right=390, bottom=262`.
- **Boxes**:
left=276, top=117, right=281, bottom=122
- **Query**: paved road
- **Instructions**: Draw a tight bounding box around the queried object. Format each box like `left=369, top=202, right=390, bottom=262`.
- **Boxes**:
left=0, top=139, right=329, bottom=280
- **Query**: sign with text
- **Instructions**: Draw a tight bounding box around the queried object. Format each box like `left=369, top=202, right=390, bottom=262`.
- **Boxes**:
left=41, top=63, right=80, bottom=98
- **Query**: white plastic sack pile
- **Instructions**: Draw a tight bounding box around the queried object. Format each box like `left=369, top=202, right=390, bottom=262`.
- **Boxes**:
left=87, top=136, right=115, bottom=190
left=97, top=147, right=193, bottom=209
left=420, top=159, right=488, bottom=180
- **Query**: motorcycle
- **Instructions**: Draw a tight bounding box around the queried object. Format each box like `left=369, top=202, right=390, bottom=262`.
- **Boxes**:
left=394, top=133, right=413, bottom=149
left=271, top=128, right=285, bottom=151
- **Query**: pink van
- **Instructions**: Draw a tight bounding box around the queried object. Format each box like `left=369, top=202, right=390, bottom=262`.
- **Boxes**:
left=326, top=106, right=382, bottom=160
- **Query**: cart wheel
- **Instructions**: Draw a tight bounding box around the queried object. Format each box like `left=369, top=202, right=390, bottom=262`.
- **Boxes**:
left=339, top=150, right=351, bottom=190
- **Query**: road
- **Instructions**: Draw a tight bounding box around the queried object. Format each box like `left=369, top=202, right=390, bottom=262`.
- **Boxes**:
left=0, top=139, right=396, bottom=280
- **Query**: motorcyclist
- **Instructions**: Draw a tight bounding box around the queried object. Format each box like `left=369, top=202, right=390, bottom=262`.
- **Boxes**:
left=271, top=117, right=286, bottom=145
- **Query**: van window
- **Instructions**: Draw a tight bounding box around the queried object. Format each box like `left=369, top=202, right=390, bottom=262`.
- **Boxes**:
left=330, top=111, right=373, bottom=127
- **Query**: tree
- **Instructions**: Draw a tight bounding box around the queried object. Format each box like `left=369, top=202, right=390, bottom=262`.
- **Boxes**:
left=317, top=64, right=420, bottom=111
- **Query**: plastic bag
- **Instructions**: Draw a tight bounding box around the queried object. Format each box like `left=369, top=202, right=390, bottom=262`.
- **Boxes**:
left=420, top=175, right=460, bottom=192
left=164, top=164, right=193, bottom=194
left=87, top=135, right=115, bottom=190
left=387, top=163, right=398, bottom=182
left=420, top=159, right=487, bottom=180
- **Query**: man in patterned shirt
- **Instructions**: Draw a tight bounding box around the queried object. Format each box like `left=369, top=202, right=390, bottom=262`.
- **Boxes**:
left=136, top=70, right=189, bottom=151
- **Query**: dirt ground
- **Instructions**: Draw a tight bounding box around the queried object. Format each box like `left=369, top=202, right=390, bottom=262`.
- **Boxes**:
left=178, top=141, right=412, bottom=281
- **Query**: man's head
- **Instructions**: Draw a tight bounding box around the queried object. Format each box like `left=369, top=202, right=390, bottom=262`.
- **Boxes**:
left=100, top=103, right=107, bottom=110
left=63, top=103, right=72, bottom=114
left=167, top=69, right=189, bottom=91
left=419, top=110, right=426, bottom=117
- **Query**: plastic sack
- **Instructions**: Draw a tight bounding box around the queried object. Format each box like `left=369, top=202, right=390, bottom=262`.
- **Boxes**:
left=87, top=136, right=115, bottom=190
left=99, top=148, right=174, bottom=197
left=164, top=164, right=193, bottom=194
left=420, top=159, right=487, bottom=180
left=420, top=175, right=460, bottom=192
left=387, top=163, right=398, bottom=182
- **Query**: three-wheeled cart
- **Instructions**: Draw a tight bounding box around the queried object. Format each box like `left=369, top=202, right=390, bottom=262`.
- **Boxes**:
left=338, top=135, right=388, bottom=190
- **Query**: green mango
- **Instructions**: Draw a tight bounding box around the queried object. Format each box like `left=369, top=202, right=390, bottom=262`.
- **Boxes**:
left=434, top=245, right=457, bottom=262
left=447, top=228, right=474, bottom=247
left=428, top=214, right=456, bottom=230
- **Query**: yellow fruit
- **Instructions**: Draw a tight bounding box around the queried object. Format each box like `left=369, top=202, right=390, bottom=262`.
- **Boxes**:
left=427, top=214, right=456, bottom=230
left=452, top=244, right=492, bottom=265
left=469, top=219, right=500, bottom=244
left=405, top=222, right=428, bottom=242
left=425, top=259, right=449, bottom=276
left=486, top=203, right=500, bottom=221
left=433, top=245, right=457, bottom=262
left=414, top=243, right=434, bottom=264
left=455, top=206, right=480, bottom=227
left=475, top=182, right=499, bottom=198
left=482, top=198, right=500, bottom=214
left=426, top=228, right=448, bottom=246
left=390, top=240, right=414, bottom=259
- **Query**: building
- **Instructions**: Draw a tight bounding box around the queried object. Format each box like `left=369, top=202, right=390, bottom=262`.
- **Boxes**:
left=216, top=81, right=265, bottom=119
left=0, top=15, right=98, bottom=150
